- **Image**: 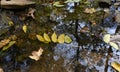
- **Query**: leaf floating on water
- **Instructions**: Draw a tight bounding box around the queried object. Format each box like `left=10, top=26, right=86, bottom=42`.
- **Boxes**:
left=51, top=32, right=57, bottom=43
left=103, top=34, right=110, bottom=43
left=0, top=39, right=10, bottom=48
left=36, top=35, right=45, bottom=42
left=44, top=33, right=51, bottom=42
left=53, top=1, right=64, bottom=7
left=2, top=41, right=16, bottom=51
left=84, top=8, right=96, bottom=14
left=58, top=34, right=65, bottom=43
left=109, top=42, right=119, bottom=50
left=65, top=35, right=72, bottom=43
left=111, top=61, right=120, bottom=72
left=22, top=25, right=27, bottom=33
left=29, top=47, right=43, bottom=61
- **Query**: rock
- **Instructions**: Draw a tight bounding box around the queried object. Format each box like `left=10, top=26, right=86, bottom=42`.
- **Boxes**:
left=0, top=0, right=36, bottom=9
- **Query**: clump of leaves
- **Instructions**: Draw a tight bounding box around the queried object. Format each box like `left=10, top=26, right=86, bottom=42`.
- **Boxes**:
left=29, top=47, right=43, bottom=61
left=111, top=61, right=120, bottom=72
left=36, top=32, right=72, bottom=44
left=103, top=34, right=119, bottom=50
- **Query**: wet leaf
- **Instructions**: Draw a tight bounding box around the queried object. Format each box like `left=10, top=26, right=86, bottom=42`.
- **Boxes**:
left=0, top=39, right=10, bottom=48
left=109, top=42, right=119, bottom=50
left=84, top=8, right=96, bottom=14
left=22, top=25, right=27, bottom=33
left=51, top=32, right=57, bottom=43
left=65, top=35, right=72, bottom=43
left=44, top=33, right=51, bottom=42
left=103, top=34, right=110, bottom=43
left=111, top=61, right=120, bottom=72
left=8, top=21, right=14, bottom=26
left=65, top=0, right=81, bottom=3
left=53, top=1, right=64, bottom=7
left=58, top=34, right=65, bottom=43
left=36, top=35, right=45, bottom=42
left=2, top=41, right=16, bottom=51
left=29, top=47, right=43, bottom=61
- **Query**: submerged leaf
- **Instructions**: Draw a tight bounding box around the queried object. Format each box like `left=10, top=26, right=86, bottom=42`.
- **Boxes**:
left=2, top=41, right=16, bottom=51
left=65, top=35, right=72, bottom=43
left=109, top=42, right=119, bottom=50
left=51, top=32, right=57, bottom=43
left=29, top=47, right=43, bottom=61
left=58, top=34, right=65, bottom=43
left=44, top=33, right=51, bottom=42
left=111, top=61, right=120, bottom=72
left=36, top=35, right=45, bottom=42
left=22, top=25, right=27, bottom=33
left=103, top=34, right=110, bottom=43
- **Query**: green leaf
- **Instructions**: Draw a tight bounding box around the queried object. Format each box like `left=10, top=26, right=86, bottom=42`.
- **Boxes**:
left=2, top=41, right=16, bottom=51
left=109, top=42, right=119, bottom=50
left=64, top=35, right=72, bottom=43
left=51, top=32, right=57, bottom=43
left=111, top=61, right=120, bottom=72
left=103, top=34, right=110, bottom=43
left=58, top=34, right=65, bottom=43
left=44, top=33, right=51, bottom=42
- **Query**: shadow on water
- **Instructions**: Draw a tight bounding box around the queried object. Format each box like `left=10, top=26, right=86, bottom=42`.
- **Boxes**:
left=0, top=0, right=120, bottom=72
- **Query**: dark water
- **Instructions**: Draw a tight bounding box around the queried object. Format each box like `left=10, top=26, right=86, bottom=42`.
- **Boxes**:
left=0, top=0, right=120, bottom=72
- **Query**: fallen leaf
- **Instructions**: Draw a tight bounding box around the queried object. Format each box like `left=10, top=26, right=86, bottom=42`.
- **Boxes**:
left=8, top=21, right=14, bottom=26
left=53, top=1, right=64, bottom=7
left=0, top=39, right=10, bottom=48
left=0, top=67, right=4, bottom=72
left=84, top=8, right=96, bottom=14
left=64, top=35, right=72, bottom=43
left=103, top=34, right=110, bottom=43
left=2, top=41, right=16, bottom=51
left=65, top=0, right=81, bottom=3
left=22, top=25, right=27, bottom=33
left=44, top=33, right=51, bottom=42
left=36, top=35, right=45, bottom=42
left=51, top=32, right=57, bottom=43
left=58, top=34, right=65, bottom=43
left=29, top=47, right=43, bottom=61
left=109, top=42, right=119, bottom=50
left=111, top=61, right=120, bottom=72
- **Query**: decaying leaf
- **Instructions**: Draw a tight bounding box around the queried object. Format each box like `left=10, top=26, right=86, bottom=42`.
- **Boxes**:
left=84, top=8, right=96, bottom=14
left=51, top=32, right=57, bottom=43
left=103, top=34, right=110, bottom=43
left=8, top=21, right=14, bottom=26
left=22, top=25, right=27, bottom=33
left=44, top=33, right=51, bottom=42
left=58, top=34, right=65, bottom=43
left=53, top=1, right=64, bottom=7
left=64, top=35, right=72, bottom=43
left=2, top=41, right=16, bottom=51
left=111, top=61, right=120, bottom=72
left=0, top=39, right=10, bottom=48
left=109, top=42, right=119, bottom=50
left=29, top=47, right=43, bottom=61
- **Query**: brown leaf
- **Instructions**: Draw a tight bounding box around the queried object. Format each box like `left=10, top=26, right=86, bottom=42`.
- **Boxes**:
left=0, top=39, right=10, bottom=48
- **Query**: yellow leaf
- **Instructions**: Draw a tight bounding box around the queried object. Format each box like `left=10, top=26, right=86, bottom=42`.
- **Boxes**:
left=109, top=42, right=119, bottom=50
left=36, top=35, right=45, bottom=42
left=65, top=35, right=72, bottom=43
left=8, top=21, right=14, bottom=26
left=53, top=1, right=64, bottom=7
left=51, top=32, right=57, bottom=43
left=58, top=34, right=65, bottom=43
left=22, top=25, right=27, bottom=33
left=29, top=47, right=43, bottom=61
left=111, top=61, right=120, bottom=72
left=103, top=34, right=110, bottom=43
left=44, top=33, right=51, bottom=42
left=2, top=41, right=16, bottom=51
